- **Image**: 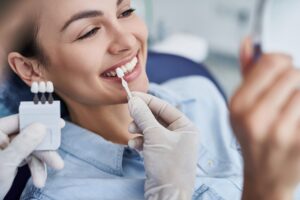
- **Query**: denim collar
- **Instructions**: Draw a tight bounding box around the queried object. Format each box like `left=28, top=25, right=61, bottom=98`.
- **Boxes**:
left=60, top=121, right=126, bottom=176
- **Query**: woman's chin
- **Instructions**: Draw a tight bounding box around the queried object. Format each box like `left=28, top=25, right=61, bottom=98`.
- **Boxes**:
left=118, top=78, right=149, bottom=104
left=129, top=75, right=149, bottom=93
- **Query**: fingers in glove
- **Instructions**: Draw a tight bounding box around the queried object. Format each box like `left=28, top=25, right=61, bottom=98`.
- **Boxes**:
left=60, top=118, right=66, bottom=129
left=128, top=121, right=142, bottom=133
left=33, top=151, right=64, bottom=170
left=128, top=136, right=144, bottom=151
left=132, top=92, right=191, bottom=129
left=27, top=156, right=47, bottom=188
left=3, top=123, right=47, bottom=165
left=128, top=96, right=162, bottom=131
left=0, top=131, right=9, bottom=149
left=0, top=167, right=16, bottom=200
left=0, top=114, right=19, bottom=136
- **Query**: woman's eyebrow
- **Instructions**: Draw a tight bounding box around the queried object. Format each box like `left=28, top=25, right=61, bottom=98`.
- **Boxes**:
left=60, top=10, right=103, bottom=32
left=60, top=0, right=124, bottom=33
left=117, top=0, right=124, bottom=5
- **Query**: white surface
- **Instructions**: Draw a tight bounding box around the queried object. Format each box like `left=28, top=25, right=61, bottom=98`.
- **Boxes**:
left=148, top=0, right=256, bottom=57
left=19, top=101, right=61, bottom=151
left=262, top=0, right=300, bottom=67
left=151, top=33, right=209, bottom=63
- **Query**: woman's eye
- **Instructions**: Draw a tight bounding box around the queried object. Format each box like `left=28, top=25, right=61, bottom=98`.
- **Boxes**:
left=119, top=8, right=136, bottom=18
left=78, top=27, right=100, bottom=40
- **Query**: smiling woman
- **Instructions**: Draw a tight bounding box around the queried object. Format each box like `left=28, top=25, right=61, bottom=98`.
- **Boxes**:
left=3, top=0, right=300, bottom=199
left=1, top=0, right=244, bottom=199
left=7, top=0, right=149, bottom=145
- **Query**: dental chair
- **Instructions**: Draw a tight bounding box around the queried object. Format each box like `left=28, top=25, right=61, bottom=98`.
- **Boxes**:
left=146, top=52, right=226, bottom=100
left=4, top=51, right=226, bottom=200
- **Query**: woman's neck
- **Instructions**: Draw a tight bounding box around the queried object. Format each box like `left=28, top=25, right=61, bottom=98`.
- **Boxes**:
left=67, top=102, right=135, bottom=145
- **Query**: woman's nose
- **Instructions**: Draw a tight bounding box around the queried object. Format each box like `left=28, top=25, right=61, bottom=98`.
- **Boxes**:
left=108, top=25, right=136, bottom=55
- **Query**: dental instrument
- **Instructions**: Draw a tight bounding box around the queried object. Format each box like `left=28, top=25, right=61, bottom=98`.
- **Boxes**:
left=252, top=0, right=268, bottom=61
left=39, top=81, right=47, bottom=104
left=46, top=81, right=54, bottom=104
left=116, top=68, right=133, bottom=99
left=31, top=81, right=39, bottom=105
left=19, top=81, right=61, bottom=151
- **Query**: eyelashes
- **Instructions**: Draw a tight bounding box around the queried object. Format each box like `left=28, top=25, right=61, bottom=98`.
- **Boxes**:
left=77, top=8, right=136, bottom=41
left=119, top=8, right=136, bottom=18
left=78, top=27, right=101, bottom=40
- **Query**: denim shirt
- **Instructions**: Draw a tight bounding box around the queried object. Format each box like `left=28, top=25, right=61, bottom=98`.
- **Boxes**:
left=21, top=76, right=243, bottom=200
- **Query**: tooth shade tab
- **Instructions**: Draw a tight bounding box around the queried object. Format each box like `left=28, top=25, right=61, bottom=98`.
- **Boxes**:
left=116, top=68, right=125, bottom=78
left=39, top=82, right=46, bottom=93
left=31, top=82, right=39, bottom=94
left=46, top=81, right=54, bottom=93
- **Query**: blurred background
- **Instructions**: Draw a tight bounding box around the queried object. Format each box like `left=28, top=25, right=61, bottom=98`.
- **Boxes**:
left=133, top=0, right=258, bottom=98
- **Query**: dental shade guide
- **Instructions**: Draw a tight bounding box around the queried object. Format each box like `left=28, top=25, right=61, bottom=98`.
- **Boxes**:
left=19, top=81, right=61, bottom=151
left=116, top=68, right=133, bottom=99
left=39, top=82, right=47, bottom=104
left=31, top=82, right=39, bottom=105
left=46, top=81, right=54, bottom=104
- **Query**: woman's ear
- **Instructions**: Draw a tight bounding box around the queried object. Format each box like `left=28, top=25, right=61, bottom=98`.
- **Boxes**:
left=8, top=52, right=43, bottom=86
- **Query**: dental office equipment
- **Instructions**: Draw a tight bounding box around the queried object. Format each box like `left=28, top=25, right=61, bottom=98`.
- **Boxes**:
left=116, top=68, right=133, bottom=99
left=19, top=81, right=61, bottom=151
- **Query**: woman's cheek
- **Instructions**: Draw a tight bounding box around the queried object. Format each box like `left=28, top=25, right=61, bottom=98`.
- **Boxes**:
left=60, top=48, right=102, bottom=75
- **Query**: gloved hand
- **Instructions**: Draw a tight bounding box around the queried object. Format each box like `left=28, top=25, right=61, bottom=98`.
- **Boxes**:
left=128, top=92, right=199, bottom=200
left=0, top=114, right=65, bottom=199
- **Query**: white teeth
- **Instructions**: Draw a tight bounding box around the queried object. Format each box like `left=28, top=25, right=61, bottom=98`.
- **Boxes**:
left=133, top=57, right=138, bottom=64
left=104, top=57, right=138, bottom=77
left=122, top=66, right=128, bottom=73
left=125, top=57, right=138, bottom=72
left=105, top=72, right=113, bottom=77
left=125, top=63, right=133, bottom=71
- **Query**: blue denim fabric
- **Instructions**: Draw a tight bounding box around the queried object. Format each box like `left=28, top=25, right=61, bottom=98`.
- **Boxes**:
left=21, top=76, right=243, bottom=200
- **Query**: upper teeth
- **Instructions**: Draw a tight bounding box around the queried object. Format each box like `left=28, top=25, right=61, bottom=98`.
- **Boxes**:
left=105, top=57, right=138, bottom=77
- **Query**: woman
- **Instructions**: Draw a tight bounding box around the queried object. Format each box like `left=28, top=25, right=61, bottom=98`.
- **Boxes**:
left=1, top=0, right=242, bottom=199
left=2, top=0, right=300, bottom=199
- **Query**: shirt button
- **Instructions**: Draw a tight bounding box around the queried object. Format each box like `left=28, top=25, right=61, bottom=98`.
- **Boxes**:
left=176, top=105, right=182, bottom=110
left=208, top=160, right=214, bottom=167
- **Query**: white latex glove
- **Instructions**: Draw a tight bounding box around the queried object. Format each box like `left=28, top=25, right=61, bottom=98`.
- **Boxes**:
left=0, top=114, right=65, bottom=199
left=128, top=92, right=199, bottom=200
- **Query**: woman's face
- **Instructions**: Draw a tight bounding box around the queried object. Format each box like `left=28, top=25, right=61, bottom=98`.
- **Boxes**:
left=36, top=0, right=149, bottom=106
